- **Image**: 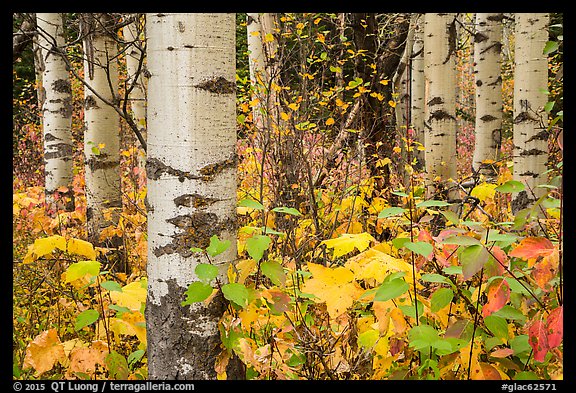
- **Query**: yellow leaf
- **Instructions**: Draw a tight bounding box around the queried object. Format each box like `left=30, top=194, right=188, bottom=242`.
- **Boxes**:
left=313, top=17, right=321, bottom=25
left=302, top=263, right=364, bottom=319
left=321, top=232, right=375, bottom=259
left=110, top=278, right=147, bottom=312
left=376, top=158, right=391, bottom=168
left=471, top=183, right=497, bottom=202
left=388, top=100, right=397, bottom=108
left=379, top=79, right=389, bottom=86
left=66, top=343, right=108, bottom=378
left=280, top=112, right=290, bottom=121
left=288, top=103, right=299, bottom=111
left=264, top=33, right=274, bottom=42
left=326, top=117, right=335, bottom=126
left=393, top=146, right=402, bottom=154
left=317, top=33, right=325, bottom=43
left=25, top=235, right=67, bottom=262
left=67, top=238, right=97, bottom=260
left=23, top=329, right=65, bottom=377
left=346, top=248, right=415, bottom=285
left=250, top=31, right=260, bottom=37
left=120, top=311, right=147, bottom=348
left=296, top=22, right=304, bottom=30
left=236, top=258, right=257, bottom=285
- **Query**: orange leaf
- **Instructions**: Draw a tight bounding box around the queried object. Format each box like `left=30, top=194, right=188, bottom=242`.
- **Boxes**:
left=509, top=237, right=555, bottom=267
left=482, top=278, right=510, bottom=317
left=66, top=342, right=108, bottom=378
left=22, top=329, right=65, bottom=377
left=490, top=348, right=514, bottom=358
left=471, top=363, right=502, bottom=380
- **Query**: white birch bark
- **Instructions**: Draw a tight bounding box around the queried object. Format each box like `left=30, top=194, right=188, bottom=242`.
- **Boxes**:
left=512, top=13, right=549, bottom=213
left=123, top=14, right=147, bottom=169
left=145, top=13, right=240, bottom=380
left=424, top=13, right=458, bottom=200
left=36, top=13, right=74, bottom=211
left=472, top=13, right=504, bottom=177
left=393, top=14, right=417, bottom=139
left=410, top=14, right=425, bottom=169
left=246, top=13, right=279, bottom=135
left=83, top=13, right=122, bottom=245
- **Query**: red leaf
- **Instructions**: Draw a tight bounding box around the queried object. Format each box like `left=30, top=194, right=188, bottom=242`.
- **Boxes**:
left=509, top=237, right=555, bottom=266
left=482, top=278, right=510, bottom=317
left=532, top=250, right=560, bottom=291
left=528, top=318, right=549, bottom=362
left=546, top=306, right=563, bottom=348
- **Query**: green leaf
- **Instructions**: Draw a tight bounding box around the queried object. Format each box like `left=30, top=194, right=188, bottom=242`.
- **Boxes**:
left=374, top=278, right=409, bottom=302
left=64, top=260, right=101, bottom=283
left=443, top=266, right=462, bottom=275
left=404, top=241, right=433, bottom=258
left=100, top=280, right=122, bottom=292
left=222, top=283, right=250, bottom=308
left=358, top=329, right=379, bottom=348
left=441, top=210, right=460, bottom=226
left=510, top=335, right=531, bottom=355
left=430, top=288, right=454, bottom=312
left=492, top=305, right=527, bottom=323
left=421, top=273, right=450, bottom=284
left=286, top=351, right=306, bottom=367
left=399, top=300, right=424, bottom=320
left=246, top=235, right=272, bottom=263
left=408, top=324, right=440, bottom=350
left=109, top=305, right=131, bottom=315
left=514, top=371, right=539, bottom=380
left=261, top=260, right=286, bottom=286
left=391, top=190, right=409, bottom=197
left=378, top=207, right=406, bottom=219
left=484, top=315, right=509, bottom=341
left=127, top=350, right=145, bottom=369
left=416, top=200, right=451, bottom=208
left=190, top=247, right=204, bottom=253
left=495, top=180, right=525, bottom=193
left=206, top=235, right=231, bottom=257
left=238, top=198, right=265, bottom=210
left=544, top=101, right=555, bottom=113
left=543, top=40, right=559, bottom=55
left=392, top=237, right=410, bottom=250
left=459, top=244, right=489, bottom=280
left=442, top=236, right=481, bottom=246
left=486, top=232, right=518, bottom=247
left=195, top=263, right=219, bottom=282
left=106, top=351, right=129, bottom=379
left=271, top=206, right=302, bottom=216
left=74, top=309, right=100, bottom=331
left=182, top=281, right=213, bottom=305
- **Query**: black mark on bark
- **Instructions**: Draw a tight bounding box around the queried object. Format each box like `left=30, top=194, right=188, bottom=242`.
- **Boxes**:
left=146, top=157, right=198, bottom=182
left=474, top=32, right=488, bottom=43
left=430, top=110, right=455, bottom=121
left=52, top=78, right=71, bottom=94
left=86, top=155, right=119, bottom=171
left=84, top=95, right=98, bottom=110
left=44, top=143, right=73, bottom=160
left=194, top=76, right=235, bottom=95
left=428, top=96, right=444, bottom=106
left=199, top=155, right=237, bottom=181
left=480, top=114, right=497, bottom=122
left=511, top=190, right=533, bottom=214
left=526, top=129, right=548, bottom=142
left=520, top=148, right=546, bottom=156
left=174, top=194, right=220, bottom=208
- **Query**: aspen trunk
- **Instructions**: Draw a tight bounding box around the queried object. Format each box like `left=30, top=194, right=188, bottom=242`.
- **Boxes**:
left=410, top=14, right=425, bottom=170
left=472, top=13, right=504, bottom=178
left=145, top=13, right=242, bottom=380
left=512, top=13, right=549, bottom=213
left=423, top=13, right=458, bottom=201
left=246, top=13, right=278, bottom=135
left=36, top=13, right=74, bottom=211
left=83, top=14, right=122, bottom=253
left=123, top=14, right=147, bottom=169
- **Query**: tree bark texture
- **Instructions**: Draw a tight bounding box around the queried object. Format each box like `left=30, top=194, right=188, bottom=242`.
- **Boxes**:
left=82, top=14, right=122, bottom=250
left=36, top=13, right=74, bottom=211
left=145, top=13, right=242, bottom=380
left=512, top=13, right=549, bottom=213
left=423, top=13, right=458, bottom=200
left=410, top=14, right=425, bottom=170
left=123, top=14, right=148, bottom=169
left=472, top=13, right=504, bottom=177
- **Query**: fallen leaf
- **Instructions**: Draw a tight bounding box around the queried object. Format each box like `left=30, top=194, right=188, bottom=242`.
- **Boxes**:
left=22, top=329, right=65, bottom=377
